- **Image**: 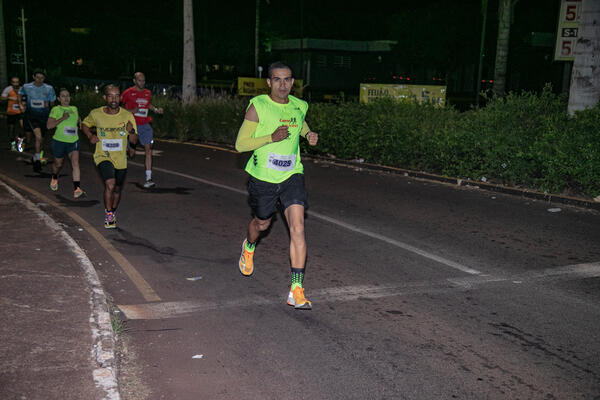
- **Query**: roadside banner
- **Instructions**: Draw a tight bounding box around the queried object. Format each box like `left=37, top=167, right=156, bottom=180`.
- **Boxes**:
left=238, top=77, right=303, bottom=97
left=359, top=83, right=446, bottom=106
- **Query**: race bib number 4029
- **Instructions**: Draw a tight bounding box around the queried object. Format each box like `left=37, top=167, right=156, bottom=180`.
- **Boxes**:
left=101, top=139, right=123, bottom=152
left=266, top=153, right=296, bottom=172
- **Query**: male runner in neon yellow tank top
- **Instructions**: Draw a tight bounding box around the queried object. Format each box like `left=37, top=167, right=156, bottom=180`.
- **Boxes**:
left=235, top=61, right=319, bottom=310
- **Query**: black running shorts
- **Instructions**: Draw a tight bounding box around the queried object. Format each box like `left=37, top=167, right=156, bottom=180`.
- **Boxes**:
left=97, top=161, right=127, bottom=187
left=24, top=112, right=48, bottom=134
left=248, top=173, right=308, bottom=220
left=6, top=114, right=23, bottom=125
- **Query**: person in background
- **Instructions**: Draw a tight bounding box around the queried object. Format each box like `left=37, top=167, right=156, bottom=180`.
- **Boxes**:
left=121, top=72, right=163, bottom=188
left=19, top=70, right=56, bottom=172
left=47, top=88, right=84, bottom=198
left=1, top=76, right=24, bottom=151
left=82, top=85, right=138, bottom=229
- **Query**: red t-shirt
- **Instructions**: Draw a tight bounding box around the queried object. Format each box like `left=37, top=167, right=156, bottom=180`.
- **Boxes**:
left=121, top=86, right=152, bottom=125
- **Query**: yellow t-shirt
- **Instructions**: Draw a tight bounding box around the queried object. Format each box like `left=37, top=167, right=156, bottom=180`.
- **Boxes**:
left=82, top=107, right=137, bottom=169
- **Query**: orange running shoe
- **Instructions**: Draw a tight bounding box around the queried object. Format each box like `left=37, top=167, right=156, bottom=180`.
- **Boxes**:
left=238, top=239, right=254, bottom=276
left=287, top=286, right=312, bottom=310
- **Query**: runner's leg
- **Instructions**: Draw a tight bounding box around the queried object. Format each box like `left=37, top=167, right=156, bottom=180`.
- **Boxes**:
left=284, top=204, right=307, bottom=270
left=68, top=150, right=81, bottom=182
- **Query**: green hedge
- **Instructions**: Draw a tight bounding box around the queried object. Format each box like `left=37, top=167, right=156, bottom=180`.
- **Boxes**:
left=71, top=88, right=600, bottom=198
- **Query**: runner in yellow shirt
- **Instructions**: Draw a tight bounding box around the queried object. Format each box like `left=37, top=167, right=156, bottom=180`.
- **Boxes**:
left=235, top=62, right=319, bottom=310
left=81, top=85, right=138, bottom=229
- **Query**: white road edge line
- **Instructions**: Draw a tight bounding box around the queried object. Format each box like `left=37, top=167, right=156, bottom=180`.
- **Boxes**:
left=0, top=180, right=120, bottom=400
left=138, top=161, right=482, bottom=275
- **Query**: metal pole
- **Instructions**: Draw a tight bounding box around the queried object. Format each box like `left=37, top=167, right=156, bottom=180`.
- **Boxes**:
left=20, top=6, right=27, bottom=80
left=300, top=0, right=304, bottom=79
left=476, top=0, right=488, bottom=107
left=255, top=0, right=259, bottom=77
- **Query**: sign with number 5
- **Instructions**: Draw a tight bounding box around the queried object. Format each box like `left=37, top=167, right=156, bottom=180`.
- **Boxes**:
left=555, top=0, right=581, bottom=61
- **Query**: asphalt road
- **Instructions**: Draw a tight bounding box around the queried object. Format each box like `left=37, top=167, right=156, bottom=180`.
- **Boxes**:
left=2, top=136, right=600, bottom=400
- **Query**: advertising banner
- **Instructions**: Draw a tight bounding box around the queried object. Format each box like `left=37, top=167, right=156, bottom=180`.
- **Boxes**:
left=238, top=77, right=303, bottom=97
left=359, top=84, right=446, bottom=106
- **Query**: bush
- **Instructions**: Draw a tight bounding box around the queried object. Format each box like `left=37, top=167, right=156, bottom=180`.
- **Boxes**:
left=70, top=89, right=600, bottom=198
left=151, top=95, right=246, bottom=144
left=71, top=90, right=105, bottom=118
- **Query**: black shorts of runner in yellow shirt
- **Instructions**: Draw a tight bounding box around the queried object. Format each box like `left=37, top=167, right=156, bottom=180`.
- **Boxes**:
left=248, top=173, right=308, bottom=220
left=97, top=161, right=127, bottom=187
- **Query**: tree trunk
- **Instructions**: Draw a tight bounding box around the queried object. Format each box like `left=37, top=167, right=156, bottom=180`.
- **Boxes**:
left=0, top=0, right=8, bottom=85
left=568, top=0, right=600, bottom=115
left=492, top=0, right=514, bottom=97
left=182, top=0, right=197, bottom=104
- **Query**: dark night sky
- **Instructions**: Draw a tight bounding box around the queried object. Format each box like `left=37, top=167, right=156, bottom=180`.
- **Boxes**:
left=3, top=0, right=562, bottom=93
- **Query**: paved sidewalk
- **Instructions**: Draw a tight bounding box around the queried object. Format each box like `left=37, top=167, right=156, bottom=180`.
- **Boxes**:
left=0, top=180, right=118, bottom=399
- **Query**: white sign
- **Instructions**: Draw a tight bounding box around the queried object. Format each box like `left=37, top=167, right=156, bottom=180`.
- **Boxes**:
left=554, top=0, right=581, bottom=61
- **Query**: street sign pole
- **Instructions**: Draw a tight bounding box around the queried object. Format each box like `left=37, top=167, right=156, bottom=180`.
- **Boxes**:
left=20, top=6, right=27, bottom=79
left=476, top=0, right=488, bottom=107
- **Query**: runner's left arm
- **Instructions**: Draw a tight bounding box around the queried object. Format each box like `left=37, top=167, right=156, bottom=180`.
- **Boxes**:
left=127, top=117, right=138, bottom=144
left=300, top=121, right=319, bottom=146
left=47, top=86, right=56, bottom=108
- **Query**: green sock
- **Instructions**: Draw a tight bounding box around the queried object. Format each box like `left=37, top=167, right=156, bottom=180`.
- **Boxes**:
left=245, top=240, right=256, bottom=252
left=290, top=268, right=304, bottom=290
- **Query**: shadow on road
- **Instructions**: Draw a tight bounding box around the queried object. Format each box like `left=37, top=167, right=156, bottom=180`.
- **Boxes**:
left=129, top=182, right=193, bottom=195
left=54, top=194, right=100, bottom=207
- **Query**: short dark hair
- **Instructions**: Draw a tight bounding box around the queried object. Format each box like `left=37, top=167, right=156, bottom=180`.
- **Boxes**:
left=267, top=61, right=293, bottom=79
left=103, top=84, right=119, bottom=95
left=32, top=69, right=45, bottom=77
left=58, top=87, right=70, bottom=96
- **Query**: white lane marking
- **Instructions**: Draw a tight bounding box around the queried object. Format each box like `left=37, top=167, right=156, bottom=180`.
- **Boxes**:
left=118, top=261, right=600, bottom=320
left=309, top=211, right=481, bottom=275
left=448, top=262, right=600, bottom=288
left=127, top=160, right=481, bottom=275
left=0, top=180, right=120, bottom=400
left=521, top=262, right=600, bottom=280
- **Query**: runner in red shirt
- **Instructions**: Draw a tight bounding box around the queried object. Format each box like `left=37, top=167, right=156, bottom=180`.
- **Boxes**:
left=121, top=72, right=163, bottom=188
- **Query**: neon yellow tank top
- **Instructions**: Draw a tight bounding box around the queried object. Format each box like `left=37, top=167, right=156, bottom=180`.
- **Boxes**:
left=244, top=94, right=308, bottom=183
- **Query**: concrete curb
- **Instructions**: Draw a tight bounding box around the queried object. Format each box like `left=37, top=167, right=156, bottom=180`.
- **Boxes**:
left=0, top=181, right=120, bottom=400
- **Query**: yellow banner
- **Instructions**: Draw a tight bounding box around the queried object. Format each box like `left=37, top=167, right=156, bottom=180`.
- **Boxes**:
left=238, top=77, right=303, bottom=97
left=359, top=84, right=446, bottom=106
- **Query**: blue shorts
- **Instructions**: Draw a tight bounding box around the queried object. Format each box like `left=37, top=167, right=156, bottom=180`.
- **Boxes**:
left=51, top=139, right=80, bottom=159
left=137, top=123, right=154, bottom=146
left=248, top=173, right=308, bottom=220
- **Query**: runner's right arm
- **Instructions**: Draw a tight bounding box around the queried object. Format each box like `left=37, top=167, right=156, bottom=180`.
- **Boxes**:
left=47, top=107, right=70, bottom=129
left=0, top=86, right=11, bottom=101
left=81, top=114, right=99, bottom=144
left=235, top=104, right=288, bottom=152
